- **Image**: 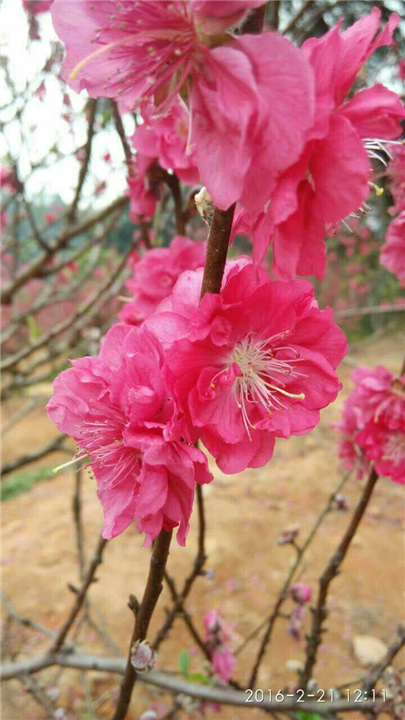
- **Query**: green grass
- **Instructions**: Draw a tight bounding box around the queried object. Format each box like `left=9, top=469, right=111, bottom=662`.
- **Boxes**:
left=1, top=467, right=56, bottom=502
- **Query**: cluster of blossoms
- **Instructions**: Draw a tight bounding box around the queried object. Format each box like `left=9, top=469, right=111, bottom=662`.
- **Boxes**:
left=119, top=235, right=206, bottom=325
left=335, top=365, right=405, bottom=484
left=203, top=610, right=236, bottom=683
left=49, top=255, right=347, bottom=543
left=380, top=146, right=405, bottom=287
left=46, top=1, right=403, bottom=549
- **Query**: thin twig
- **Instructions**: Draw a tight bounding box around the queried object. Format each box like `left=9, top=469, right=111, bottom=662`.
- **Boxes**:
left=363, top=625, right=405, bottom=694
left=110, top=529, right=173, bottom=720
left=299, top=468, right=379, bottom=690
left=240, top=472, right=351, bottom=666
left=154, top=486, right=207, bottom=650
left=49, top=535, right=108, bottom=654
left=0, top=653, right=379, bottom=713
left=1, top=434, right=69, bottom=476
left=282, top=0, right=314, bottom=35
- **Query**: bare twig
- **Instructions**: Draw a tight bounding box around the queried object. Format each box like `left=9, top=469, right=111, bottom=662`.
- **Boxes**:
left=0, top=652, right=378, bottom=713
left=68, top=99, right=98, bottom=223
left=49, top=535, right=108, bottom=654
left=154, top=486, right=207, bottom=651
left=73, top=468, right=86, bottom=580
left=200, top=205, right=236, bottom=298
left=240, top=471, right=351, bottom=666
left=335, top=304, right=405, bottom=318
left=1, top=195, right=128, bottom=304
left=1, top=434, right=69, bottom=476
left=111, top=529, right=173, bottom=720
left=363, top=624, right=405, bottom=694
left=282, top=0, right=314, bottom=35
left=299, top=468, right=379, bottom=689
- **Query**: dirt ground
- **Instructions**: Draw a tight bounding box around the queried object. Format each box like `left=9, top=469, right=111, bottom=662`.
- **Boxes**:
left=1, top=332, right=405, bottom=720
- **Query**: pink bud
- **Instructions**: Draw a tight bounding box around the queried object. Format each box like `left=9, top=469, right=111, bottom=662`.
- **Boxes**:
left=131, top=640, right=157, bottom=674
left=291, top=583, right=312, bottom=604
left=278, top=524, right=300, bottom=546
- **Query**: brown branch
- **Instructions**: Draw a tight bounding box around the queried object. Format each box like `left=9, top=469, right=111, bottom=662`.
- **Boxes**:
left=363, top=624, right=405, bottom=694
left=111, top=101, right=133, bottom=171
left=0, top=434, right=69, bottom=477
left=162, top=171, right=186, bottom=235
left=200, top=205, right=236, bottom=298
left=153, top=485, right=207, bottom=650
left=67, top=99, right=98, bottom=223
left=73, top=468, right=86, bottom=580
left=49, top=535, right=108, bottom=654
left=299, top=467, right=379, bottom=690
left=282, top=0, right=314, bottom=35
left=1, top=195, right=128, bottom=304
left=0, top=653, right=378, bottom=713
left=240, top=4, right=266, bottom=34
left=270, top=1, right=280, bottom=30
left=2, top=243, right=132, bottom=372
left=111, top=529, right=173, bottom=720
left=246, top=471, right=351, bottom=685
left=335, top=304, right=405, bottom=318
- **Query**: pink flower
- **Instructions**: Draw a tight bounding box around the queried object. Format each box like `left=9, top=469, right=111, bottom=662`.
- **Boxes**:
left=232, top=8, right=403, bottom=278
left=357, top=419, right=405, bottom=485
left=51, top=0, right=314, bottom=210
left=127, top=157, right=158, bottom=222
left=47, top=324, right=212, bottom=546
left=204, top=610, right=236, bottom=683
left=380, top=212, right=405, bottom=287
left=0, top=167, right=18, bottom=193
left=0, top=210, right=8, bottom=231
left=291, top=582, right=312, bottom=604
left=23, top=0, right=53, bottom=15
left=399, top=59, right=405, bottom=81
left=132, top=101, right=199, bottom=186
left=149, top=261, right=347, bottom=473
left=120, top=236, right=206, bottom=326
left=335, top=366, right=405, bottom=484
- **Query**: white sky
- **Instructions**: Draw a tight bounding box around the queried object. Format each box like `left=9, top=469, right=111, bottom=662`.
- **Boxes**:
left=0, top=0, right=134, bottom=211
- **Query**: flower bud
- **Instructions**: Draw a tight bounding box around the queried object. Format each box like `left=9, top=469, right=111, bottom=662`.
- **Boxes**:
left=332, top=494, right=350, bottom=512
left=278, top=524, right=300, bottom=546
left=195, top=187, right=215, bottom=227
left=139, top=711, right=158, bottom=720
left=131, top=640, right=157, bottom=674
left=291, top=583, right=312, bottom=604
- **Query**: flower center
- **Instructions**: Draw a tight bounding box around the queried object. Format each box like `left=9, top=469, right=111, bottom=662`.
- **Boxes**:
left=383, top=432, right=405, bottom=467
left=213, top=331, right=307, bottom=439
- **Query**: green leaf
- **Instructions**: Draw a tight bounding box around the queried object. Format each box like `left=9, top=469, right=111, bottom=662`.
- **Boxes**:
left=1, top=467, right=55, bottom=502
left=27, top=315, right=42, bottom=341
left=179, top=649, right=190, bottom=676
left=185, top=673, right=212, bottom=686
left=294, top=713, right=324, bottom=720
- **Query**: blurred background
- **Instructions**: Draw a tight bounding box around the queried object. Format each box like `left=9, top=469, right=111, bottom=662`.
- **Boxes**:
left=1, top=1, right=404, bottom=719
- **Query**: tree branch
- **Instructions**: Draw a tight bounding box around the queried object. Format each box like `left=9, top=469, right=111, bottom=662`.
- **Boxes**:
left=299, top=468, right=379, bottom=689
left=110, top=529, right=173, bottom=720
left=1, top=434, right=69, bottom=477
left=200, top=205, right=236, bottom=298
left=247, top=471, right=351, bottom=686
left=0, top=652, right=378, bottom=714
left=49, top=535, right=108, bottom=654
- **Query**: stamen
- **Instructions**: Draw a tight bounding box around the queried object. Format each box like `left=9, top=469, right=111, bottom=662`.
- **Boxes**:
left=53, top=454, right=89, bottom=474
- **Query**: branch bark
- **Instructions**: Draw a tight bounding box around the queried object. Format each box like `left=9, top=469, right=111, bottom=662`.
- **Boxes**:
left=0, top=652, right=378, bottom=714
left=49, top=535, right=108, bottom=654
left=299, top=467, right=379, bottom=689
left=110, top=529, right=173, bottom=720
